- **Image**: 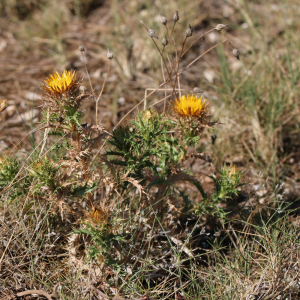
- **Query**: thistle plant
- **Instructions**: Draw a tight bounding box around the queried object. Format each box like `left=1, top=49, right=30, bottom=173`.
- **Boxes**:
left=0, top=9, right=249, bottom=296
left=41, top=70, right=87, bottom=129
left=74, top=206, right=124, bottom=268
left=0, top=156, right=20, bottom=191
left=12, top=69, right=110, bottom=221
left=107, top=109, right=180, bottom=182
left=194, top=165, right=245, bottom=219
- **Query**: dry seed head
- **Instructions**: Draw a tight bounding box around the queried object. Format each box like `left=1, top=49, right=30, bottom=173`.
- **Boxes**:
left=79, top=44, right=85, bottom=52
left=107, top=49, right=113, bottom=59
left=148, top=28, right=158, bottom=39
left=162, top=36, right=168, bottom=46
left=211, top=132, right=217, bottom=145
left=233, top=48, right=240, bottom=60
left=193, top=87, right=203, bottom=94
left=173, top=10, right=179, bottom=23
left=0, top=99, right=8, bottom=112
left=185, top=24, right=193, bottom=38
left=160, top=14, right=167, bottom=25
left=215, top=24, right=228, bottom=31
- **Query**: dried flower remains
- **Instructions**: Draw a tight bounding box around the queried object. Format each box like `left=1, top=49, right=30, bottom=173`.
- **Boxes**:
left=173, top=10, right=179, bottom=23
left=160, top=14, right=167, bottom=25
left=233, top=48, right=240, bottom=60
left=185, top=24, right=193, bottom=38
left=215, top=24, right=228, bottom=31
left=107, top=49, right=113, bottom=59
left=0, top=99, right=8, bottom=112
left=148, top=28, right=158, bottom=39
left=86, top=206, right=110, bottom=228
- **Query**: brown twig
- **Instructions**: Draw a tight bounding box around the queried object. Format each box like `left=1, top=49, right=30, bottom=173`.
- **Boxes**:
left=16, top=290, right=54, bottom=300
left=113, top=39, right=228, bottom=130
left=96, top=59, right=111, bottom=124
left=161, top=46, right=167, bottom=112
left=171, top=36, right=187, bottom=100
left=80, top=50, right=94, bottom=100
left=179, top=39, right=228, bottom=73
left=181, top=28, right=215, bottom=57
left=140, top=21, right=172, bottom=82
left=0, top=234, right=13, bottom=271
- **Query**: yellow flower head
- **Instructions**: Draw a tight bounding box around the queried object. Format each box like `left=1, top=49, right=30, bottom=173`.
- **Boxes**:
left=172, top=94, right=210, bottom=119
left=43, top=70, right=79, bottom=95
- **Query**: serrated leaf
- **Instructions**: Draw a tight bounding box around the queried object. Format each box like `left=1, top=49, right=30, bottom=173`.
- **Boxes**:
left=22, top=201, right=34, bottom=216
left=148, top=179, right=170, bottom=187
left=73, top=182, right=97, bottom=196
left=105, top=151, right=124, bottom=157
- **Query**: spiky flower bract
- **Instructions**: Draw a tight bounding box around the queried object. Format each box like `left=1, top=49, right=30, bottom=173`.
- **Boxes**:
left=172, top=94, right=213, bottom=146
left=40, top=70, right=88, bottom=129
left=43, top=70, right=80, bottom=96
left=172, top=94, right=209, bottom=119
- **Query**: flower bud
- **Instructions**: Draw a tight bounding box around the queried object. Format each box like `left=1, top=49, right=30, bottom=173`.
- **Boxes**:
left=107, top=49, right=113, bottom=59
left=233, top=48, right=240, bottom=60
left=215, top=24, right=228, bottom=31
left=161, top=36, right=168, bottom=46
left=185, top=24, right=193, bottom=38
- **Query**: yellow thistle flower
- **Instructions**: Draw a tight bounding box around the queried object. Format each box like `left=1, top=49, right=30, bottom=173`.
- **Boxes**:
left=172, top=94, right=209, bottom=119
left=43, top=70, right=79, bottom=95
